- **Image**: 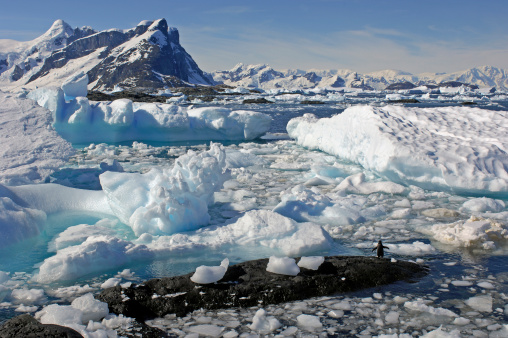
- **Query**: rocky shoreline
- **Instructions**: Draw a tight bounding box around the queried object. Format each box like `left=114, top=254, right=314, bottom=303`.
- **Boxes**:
left=0, top=256, right=427, bottom=337
left=98, top=256, right=427, bottom=321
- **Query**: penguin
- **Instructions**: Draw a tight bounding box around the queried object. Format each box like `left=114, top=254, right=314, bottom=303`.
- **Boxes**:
left=372, top=240, right=389, bottom=258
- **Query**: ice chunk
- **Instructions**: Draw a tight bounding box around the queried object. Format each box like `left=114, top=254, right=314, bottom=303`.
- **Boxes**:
left=296, top=314, right=322, bottom=330
left=249, top=308, right=282, bottom=332
left=190, top=258, right=229, bottom=284
left=48, top=220, right=118, bottom=252
left=100, top=143, right=230, bottom=236
left=61, top=71, right=88, bottom=99
left=146, top=209, right=335, bottom=258
left=187, top=324, right=224, bottom=337
left=461, top=197, right=505, bottom=213
left=101, top=278, right=121, bottom=289
left=385, top=311, right=399, bottom=324
left=465, top=294, right=493, bottom=312
left=387, top=241, right=437, bottom=256
left=35, top=235, right=153, bottom=283
left=297, top=256, right=325, bottom=270
left=421, top=327, right=461, bottom=338
left=423, top=216, right=508, bottom=250
left=266, top=256, right=300, bottom=276
left=273, top=185, right=375, bottom=226
left=287, top=106, right=508, bottom=194
left=35, top=304, right=83, bottom=326
left=10, top=288, right=46, bottom=305
left=404, top=300, right=458, bottom=317
left=71, top=293, right=109, bottom=323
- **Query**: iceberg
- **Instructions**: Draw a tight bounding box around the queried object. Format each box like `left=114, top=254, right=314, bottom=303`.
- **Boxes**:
left=27, top=86, right=272, bottom=144
left=287, top=105, right=508, bottom=195
left=0, top=91, right=74, bottom=185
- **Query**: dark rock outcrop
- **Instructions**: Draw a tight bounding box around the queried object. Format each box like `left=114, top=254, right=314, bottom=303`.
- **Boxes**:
left=97, top=256, right=427, bottom=321
left=385, top=81, right=416, bottom=90
left=0, top=314, right=82, bottom=338
left=439, top=81, right=479, bottom=90
left=242, top=98, right=274, bottom=104
left=0, top=314, right=169, bottom=338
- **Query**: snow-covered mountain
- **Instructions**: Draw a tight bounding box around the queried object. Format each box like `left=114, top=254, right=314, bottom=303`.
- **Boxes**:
left=212, top=64, right=508, bottom=91
left=0, top=19, right=214, bottom=91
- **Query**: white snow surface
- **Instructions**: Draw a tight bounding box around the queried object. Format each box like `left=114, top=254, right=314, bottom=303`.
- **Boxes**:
left=287, top=105, right=508, bottom=194
left=0, top=91, right=74, bottom=185
left=27, top=87, right=271, bottom=143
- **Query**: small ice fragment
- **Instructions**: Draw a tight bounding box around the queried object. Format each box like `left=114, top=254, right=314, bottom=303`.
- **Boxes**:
left=249, top=309, right=282, bottom=332
left=477, top=281, right=495, bottom=289
left=296, top=314, right=322, bottom=330
left=297, top=256, right=324, bottom=270
left=465, top=294, right=493, bottom=313
left=101, top=278, right=121, bottom=289
left=190, top=258, right=229, bottom=284
left=266, top=256, right=300, bottom=276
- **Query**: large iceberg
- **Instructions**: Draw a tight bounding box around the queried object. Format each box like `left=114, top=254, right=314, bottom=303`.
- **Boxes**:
left=27, top=84, right=272, bottom=143
left=287, top=105, right=508, bottom=195
left=100, top=143, right=231, bottom=236
left=0, top=91, right=74, bottom=185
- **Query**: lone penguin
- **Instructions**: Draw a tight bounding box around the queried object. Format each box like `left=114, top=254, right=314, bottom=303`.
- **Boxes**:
left=372, top=240, right=389, bottom=258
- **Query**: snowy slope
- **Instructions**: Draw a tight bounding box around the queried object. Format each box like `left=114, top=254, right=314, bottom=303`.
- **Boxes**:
left=0, top=19, right=214, bottom=92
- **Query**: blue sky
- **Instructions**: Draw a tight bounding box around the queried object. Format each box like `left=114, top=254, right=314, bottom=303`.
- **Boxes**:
left=1, top=0, right=507, bottom=73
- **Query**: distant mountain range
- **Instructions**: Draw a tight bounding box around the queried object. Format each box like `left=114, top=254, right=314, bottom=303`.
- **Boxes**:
left=0, top=19, right=214, bottom=91
left=1, top=19, right=507, bottom=93
left=212, top=64, right=508, bottom=92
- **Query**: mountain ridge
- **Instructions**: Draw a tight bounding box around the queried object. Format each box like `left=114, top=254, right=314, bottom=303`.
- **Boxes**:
left=0, top=19, right=214, bottom=91
left=212, top=63, right=508, bottom=91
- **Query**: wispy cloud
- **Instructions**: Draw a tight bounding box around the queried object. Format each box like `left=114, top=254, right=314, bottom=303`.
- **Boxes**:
left=183, top=23, right=508, bottom=74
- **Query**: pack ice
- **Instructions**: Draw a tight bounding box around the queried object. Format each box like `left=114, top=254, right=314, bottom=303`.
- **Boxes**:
left=27, top=74, right=272, bottom=143
left=287, top=105, right=508, bottom=195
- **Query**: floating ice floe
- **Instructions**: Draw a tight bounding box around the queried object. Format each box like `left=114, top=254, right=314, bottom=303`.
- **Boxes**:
left=27, top=84, right=272, bottom=143
left=287, top=105, right=508, bottom=195
left=190, top=258, right=229, bottom=284
left=422, top=216, right=508, bottom=250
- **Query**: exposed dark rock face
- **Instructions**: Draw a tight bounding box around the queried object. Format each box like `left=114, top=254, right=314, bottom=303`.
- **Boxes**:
left=350, top=79, right=374, bottom=91
left=388, top=98, right=420, bottom=103
left=385, top=81, right=416, bottom=90
left=0, top=314, right=82, bottom=338
left=242, top=98, right=274, bottom=104
left=22, top=19, right=213, bottom=91
left=97, top=256, right=427, bottom=321
left=0, top=314, right=169, bottom=338
left=303, top=72, right=322, bottom=83
left=439, top=81, right=479, bottom=89
left=301, top=100, right=325, bottom=104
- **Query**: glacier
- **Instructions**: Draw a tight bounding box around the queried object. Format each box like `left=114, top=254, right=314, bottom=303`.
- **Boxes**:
left=288, top=105, right=508, bottom=195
